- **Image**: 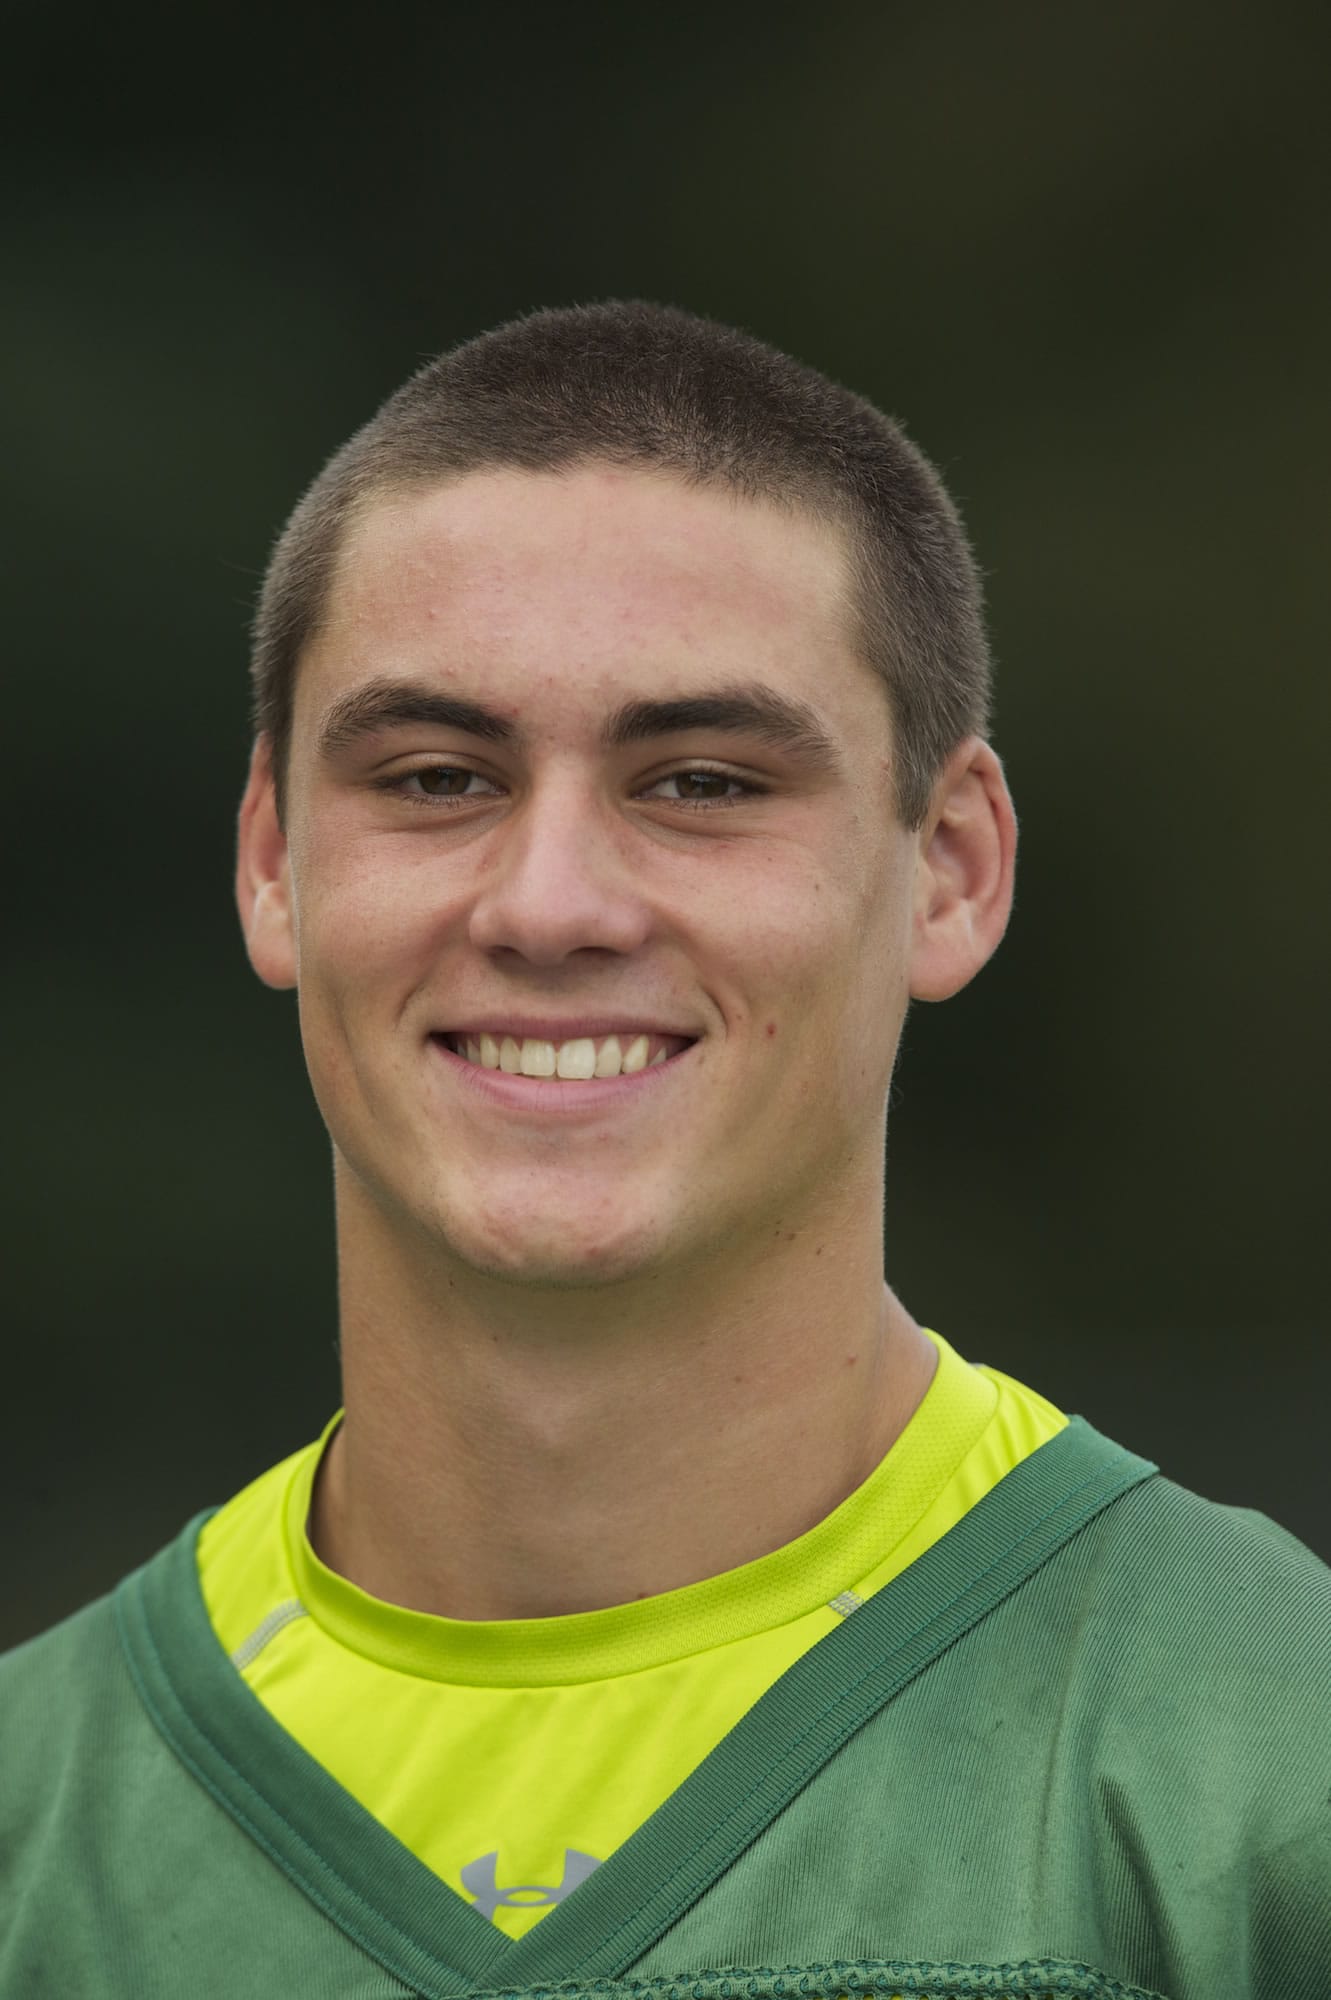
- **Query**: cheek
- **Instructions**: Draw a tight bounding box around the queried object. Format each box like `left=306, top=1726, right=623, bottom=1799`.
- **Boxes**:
left=299, top=840, right=462, bottom=995
left=291, top=856, right=435, bottom=1146
left=758, top=873, right=907, bottom=1108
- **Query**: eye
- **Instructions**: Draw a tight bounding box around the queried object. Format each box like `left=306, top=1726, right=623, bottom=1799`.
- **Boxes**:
left=413, top=767, right=497, bottom=800
left=375, top=765, right=504, bottom=805
left=641, top=767, right=758, bottom=807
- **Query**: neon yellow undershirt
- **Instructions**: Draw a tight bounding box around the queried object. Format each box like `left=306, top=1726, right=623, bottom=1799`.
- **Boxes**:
left=199, top=1329, right=1065, bottom=1939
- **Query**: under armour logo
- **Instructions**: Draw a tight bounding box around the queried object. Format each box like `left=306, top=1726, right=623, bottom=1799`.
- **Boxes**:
left=459, top=1848, right=600, bottom=1923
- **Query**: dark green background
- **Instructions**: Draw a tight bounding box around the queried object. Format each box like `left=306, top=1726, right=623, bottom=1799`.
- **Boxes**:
left=8, top=0, right=1328, bottom=1647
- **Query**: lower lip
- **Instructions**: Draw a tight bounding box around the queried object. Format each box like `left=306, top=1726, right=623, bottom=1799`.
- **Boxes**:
left=428, top=1035, right=695, bottom=1115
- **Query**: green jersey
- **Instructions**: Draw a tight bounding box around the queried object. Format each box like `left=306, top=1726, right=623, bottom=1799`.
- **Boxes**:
left=2, top=1418, right=1327, bottom=1998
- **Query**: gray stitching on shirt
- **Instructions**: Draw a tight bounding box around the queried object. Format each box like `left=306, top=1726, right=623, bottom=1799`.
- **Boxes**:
left=230, top=1598, right=309, bottom=1670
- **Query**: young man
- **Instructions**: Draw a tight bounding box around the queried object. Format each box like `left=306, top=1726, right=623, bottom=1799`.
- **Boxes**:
left=3, top=303, right=1326, bottom=1998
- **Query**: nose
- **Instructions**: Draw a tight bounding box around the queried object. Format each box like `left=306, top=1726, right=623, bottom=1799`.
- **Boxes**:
left=466, top=773, right=654, bottom=965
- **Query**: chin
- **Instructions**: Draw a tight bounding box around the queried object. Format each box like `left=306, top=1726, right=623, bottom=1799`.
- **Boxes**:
left=340, top=1140, right=695, bottom=1290
left=432, top=1199, right=673, bottom=1291
left=446, top=1235, right=663, bottom=1292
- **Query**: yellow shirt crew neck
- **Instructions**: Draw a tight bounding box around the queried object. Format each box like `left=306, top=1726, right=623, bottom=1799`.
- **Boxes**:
left=198, top=1330, right=1065, bottom=1939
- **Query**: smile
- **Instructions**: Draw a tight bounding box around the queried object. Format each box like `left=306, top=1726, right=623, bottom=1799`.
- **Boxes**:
left=437, top=1030, right=694, bottom=1080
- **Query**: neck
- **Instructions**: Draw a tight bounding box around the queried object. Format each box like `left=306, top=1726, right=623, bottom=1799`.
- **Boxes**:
left=310, top=1167, right=939, bottom=1621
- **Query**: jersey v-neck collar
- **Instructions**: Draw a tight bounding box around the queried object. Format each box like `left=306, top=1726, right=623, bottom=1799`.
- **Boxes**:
left=114, top=1417, right=1156, bottom=2000
left=281, top=1329, right=1000, bottom=1688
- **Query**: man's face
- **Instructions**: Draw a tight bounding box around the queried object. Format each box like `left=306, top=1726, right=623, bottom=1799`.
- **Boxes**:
left=257, top=465, right=922, bottom=1288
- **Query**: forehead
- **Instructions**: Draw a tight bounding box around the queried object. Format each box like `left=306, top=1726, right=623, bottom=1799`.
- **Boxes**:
left=299, top=463, right=877, bottom=737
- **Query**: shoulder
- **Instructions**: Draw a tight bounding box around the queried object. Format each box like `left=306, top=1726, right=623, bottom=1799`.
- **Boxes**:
left=1040, top=1464, right=1329, bottom=1858
left=1079, top=1464, right=1330, bottom=1653
left=0, top=1587, right=125, bottom=1746
left=1043, top=1458, right=1331, bottom=1729
left=1063, top=1471, right=1331, bottom=1975
left=0, top=1592, right=140, bottom=1832
left=0, top=1530, right=199, bottom=1842
left=0, top=1589, right=138, bottom=1915
left=983, top=1420, right=1330, bottom=1702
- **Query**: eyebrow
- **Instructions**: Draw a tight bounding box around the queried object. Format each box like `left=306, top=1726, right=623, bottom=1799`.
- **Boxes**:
left=317, top=680, right=517, bottom=760
left=316, top=675, right=841, bottom=771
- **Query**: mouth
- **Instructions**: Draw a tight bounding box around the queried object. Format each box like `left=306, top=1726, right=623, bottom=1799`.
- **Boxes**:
left=432, top=1029, right=697, bottom=1081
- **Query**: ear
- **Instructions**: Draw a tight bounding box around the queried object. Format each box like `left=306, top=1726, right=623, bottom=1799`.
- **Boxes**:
left=908, top=735, right=1017, bottom=1002
left=235, top=735, right=298, bottom=991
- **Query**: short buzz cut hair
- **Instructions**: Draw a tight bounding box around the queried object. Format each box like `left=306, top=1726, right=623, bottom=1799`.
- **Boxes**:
left=250, top=300, right=992, bottom=830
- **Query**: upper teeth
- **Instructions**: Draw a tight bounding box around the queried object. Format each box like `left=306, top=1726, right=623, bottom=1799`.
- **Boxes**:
left=458, top=1033, right=668, bottom=1079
